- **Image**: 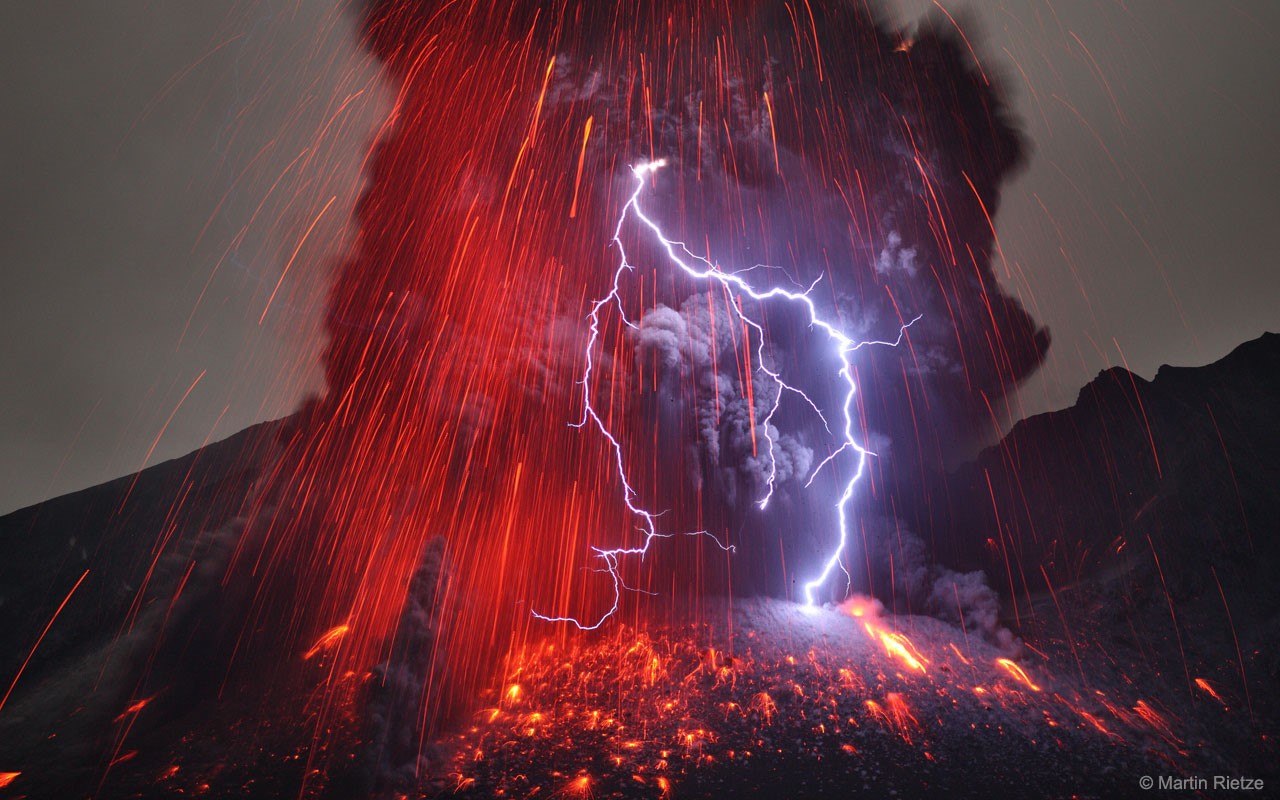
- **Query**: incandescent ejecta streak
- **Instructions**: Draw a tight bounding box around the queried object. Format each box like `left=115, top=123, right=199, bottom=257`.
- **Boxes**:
left=534, top=159, right=920, bottom=629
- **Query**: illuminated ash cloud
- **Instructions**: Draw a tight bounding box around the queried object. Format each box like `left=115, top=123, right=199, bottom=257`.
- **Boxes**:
left=525, top=5, right=1047, bottom=600
left=342, top=1, right=1048, bottom=625
left=634, top=293, right=814, bottom=507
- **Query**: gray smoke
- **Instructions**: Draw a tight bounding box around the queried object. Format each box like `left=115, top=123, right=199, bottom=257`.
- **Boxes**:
left=346, top=537, right=448, bottom=798
left=858, top=514, right=1018, bottom=651
left=634, top=293, right=814, bottom=507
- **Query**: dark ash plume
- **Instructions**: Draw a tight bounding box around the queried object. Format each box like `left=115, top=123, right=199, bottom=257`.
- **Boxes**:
left=341, top=0, right=1048, bottom=731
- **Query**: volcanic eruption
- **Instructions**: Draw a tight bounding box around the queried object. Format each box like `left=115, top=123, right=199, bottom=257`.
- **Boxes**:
left=257, top=0, right=1052, bottom=748
left=1, top=2, right=1275, bottom=798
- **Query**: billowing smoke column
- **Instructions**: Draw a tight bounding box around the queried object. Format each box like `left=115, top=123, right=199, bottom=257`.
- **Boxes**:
left=241, top=0, right=1049, bottom=749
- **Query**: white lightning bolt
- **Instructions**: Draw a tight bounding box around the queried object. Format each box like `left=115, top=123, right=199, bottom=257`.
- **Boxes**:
left=532, top=159, right=919, bottom=629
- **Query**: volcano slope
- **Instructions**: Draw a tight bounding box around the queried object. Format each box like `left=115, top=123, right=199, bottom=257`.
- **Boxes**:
left=69, top=595, right=1275, bottom=800
left=2, top=337, right=1278, bottom=799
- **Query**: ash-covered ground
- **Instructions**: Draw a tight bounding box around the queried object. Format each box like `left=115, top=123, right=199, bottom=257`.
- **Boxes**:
left=81, top=595, right=1274, bottom=800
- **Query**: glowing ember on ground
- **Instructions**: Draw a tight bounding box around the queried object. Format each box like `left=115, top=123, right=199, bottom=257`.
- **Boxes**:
left=382, top=599, right=1220, bottom=798
left=995, top=658, right=1041, bottom=693
left=28, top=591, right=1278, bottom=798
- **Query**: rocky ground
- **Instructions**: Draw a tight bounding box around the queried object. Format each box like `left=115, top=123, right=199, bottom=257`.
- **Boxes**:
left=59, top=596, right=1274, bottom=800
left=406, top=598, right=1272, bottom=800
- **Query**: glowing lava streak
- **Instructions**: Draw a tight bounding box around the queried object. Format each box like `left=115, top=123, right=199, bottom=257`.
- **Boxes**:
left=534, top=159, right=918, bottom=628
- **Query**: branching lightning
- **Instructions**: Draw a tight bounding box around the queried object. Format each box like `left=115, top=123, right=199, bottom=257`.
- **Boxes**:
left=533, top=159, right=919, bottom=628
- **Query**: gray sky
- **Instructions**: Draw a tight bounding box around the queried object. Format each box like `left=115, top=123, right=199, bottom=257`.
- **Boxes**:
left=0, top=1, right=388, bottom=514
left=884, top=0, right=1280, bottom=422
left=1, top=0, right=1277, bottom=514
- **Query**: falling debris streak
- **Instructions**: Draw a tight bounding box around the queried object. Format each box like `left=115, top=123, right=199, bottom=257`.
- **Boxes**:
left=1038, top=564, right=1086, bottom=687
left=121, top=370, right=207, bottom=508
left=931, top=1, right=989, bottom=86
left=259, top=195, right=339, bottom=324
left=569, top=116, right=594, bottom=219
left=1210, top=565, right=1254, bottom=720
left=1145, top=532, right=1192, bottom=697
left=1111, top=338, right=1163, bottom=478
left=302, top=624, right=351, bottom=661
left=0, top=569, right=89, bottom=713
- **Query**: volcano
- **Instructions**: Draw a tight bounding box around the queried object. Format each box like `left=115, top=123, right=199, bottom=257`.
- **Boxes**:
left=2, top=334, right=1276, bottom=799
left=4, top=3, right=1278, bottom=797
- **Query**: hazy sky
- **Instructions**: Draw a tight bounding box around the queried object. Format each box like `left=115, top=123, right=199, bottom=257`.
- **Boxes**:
left=884, top=0, right=1280, bottom=421
left=0, top=1, right=389, bottom=514
left=2, top=0, right=1277, bottom=514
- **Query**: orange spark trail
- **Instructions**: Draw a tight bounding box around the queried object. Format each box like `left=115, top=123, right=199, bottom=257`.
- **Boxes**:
left=569, top=116, right=594, bottom=219
left=259, top=194, right=338, bottom=324
left=996, top=658, right=1041, bottom=692
left=1210, top=565, right=1253, bottom=719
left=1, top=569, right=89, bottom=712
left=303, top=624, right=351, bottom=660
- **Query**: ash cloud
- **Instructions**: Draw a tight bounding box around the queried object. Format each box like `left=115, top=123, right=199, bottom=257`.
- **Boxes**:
left=576, top=7, right=1045, bottom=615
left=634, top=293, right=814, bottom=506
left=350, top=2, right=1046, bottom=633
left=336, top=537, right=448, bottom=798
left=860, top=514, right=1018, bottom=651
left=247, top=4, right=1059, bottom=781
